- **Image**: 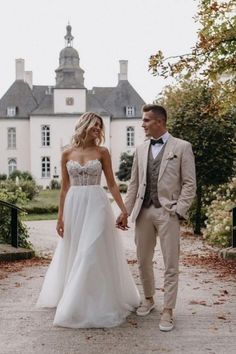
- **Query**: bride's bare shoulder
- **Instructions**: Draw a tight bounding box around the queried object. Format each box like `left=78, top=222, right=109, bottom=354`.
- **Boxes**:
left=61, top=146, right=74, bottom=161
left=98, top=146, right=110, bottom=157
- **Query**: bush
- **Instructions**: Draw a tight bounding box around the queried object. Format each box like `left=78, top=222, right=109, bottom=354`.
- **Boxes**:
left=0, top=188, right=31, bottom=248
left=0, top=173, right=7, bottom=181
left=24, top=204, right=58, bottom=214
left=9, top=170, right=34, bottom=181
left=20, top=180, right=39, bottom=200
left=118, top=183, right=128, bottom=193
left=203, top=177, right=236, bottom=248
left=0, top=180, right=39, bottom=200
left=50, top=179, right=61, bottom=190
left=116, top=153, right=134, bottom=181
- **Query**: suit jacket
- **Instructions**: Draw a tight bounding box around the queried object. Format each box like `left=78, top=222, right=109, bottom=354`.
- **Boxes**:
left=124, top=134, right=196, bottom=222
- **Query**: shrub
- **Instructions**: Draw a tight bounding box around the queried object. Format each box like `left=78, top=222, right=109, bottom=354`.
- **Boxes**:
left=0, top=188, right=31, bottom=248
left=20, top=180, right=39, bottom=200
left=50, top=179, right=61, bottom=190
left=24, top=204, right=58, bottom=214
left=0, top=173, right=7, bottom=181
left=119, top=183, right=128, bottom=193
left=203, top=177, right=236, bottom=248
left=116, top=153, right=134, bottom=181
left=0, top=180, right=39, bottom=200
left=9, top=170, right=34, bottom=181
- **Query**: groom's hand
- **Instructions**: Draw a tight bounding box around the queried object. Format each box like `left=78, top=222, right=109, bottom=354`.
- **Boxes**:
left=116, top=213, right=130, bottom=231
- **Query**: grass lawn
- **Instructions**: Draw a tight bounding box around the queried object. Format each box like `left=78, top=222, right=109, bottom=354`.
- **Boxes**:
left=27, top=189, right=60, bottom=207
left=22, top=213, right=58, bottom=221
left=22, top=189, right=59, bottom=221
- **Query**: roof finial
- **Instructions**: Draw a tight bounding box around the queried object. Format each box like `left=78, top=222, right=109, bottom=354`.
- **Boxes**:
left=64, top=23, right=74, bottom=47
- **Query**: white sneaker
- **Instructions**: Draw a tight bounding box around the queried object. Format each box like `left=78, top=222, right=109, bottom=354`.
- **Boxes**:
left=159, top=311, right=174, bottom=331
left=136, top=299, right=155, bottom=316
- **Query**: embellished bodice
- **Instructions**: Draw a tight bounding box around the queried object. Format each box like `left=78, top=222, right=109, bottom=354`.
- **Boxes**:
left=66, top=159, right=102, bottom=186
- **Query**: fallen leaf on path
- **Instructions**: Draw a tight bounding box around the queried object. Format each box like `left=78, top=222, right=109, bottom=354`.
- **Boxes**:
left=189, top=300, right=212, bottom=306
left=217, top=316, right=227, bottom=320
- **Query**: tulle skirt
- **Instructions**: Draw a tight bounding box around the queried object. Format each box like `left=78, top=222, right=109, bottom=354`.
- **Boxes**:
left=36, top=185, right=140, bottom=328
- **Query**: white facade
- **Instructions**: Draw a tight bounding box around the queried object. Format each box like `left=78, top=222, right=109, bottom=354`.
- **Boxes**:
left=0, top=27, right=146, bottom=187
left=54, top=88, right=86, bottom=114
left=110, top=119, right=144, bottom=173
left=0, top=119, right=30, bottom=175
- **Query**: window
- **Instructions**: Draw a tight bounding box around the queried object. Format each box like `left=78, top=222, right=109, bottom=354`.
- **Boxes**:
left=41, top=125, right=50, bottom=147
left=41, top=157, right=51, bottom=178
left=7, top=107, right=16, bottom=117
left=7, top=127, right=16, bottom=149
left=8, top=158, right=17, bottom=175
left=126, top=106, right=135, bottom=117
left=66, top=97, right=74, bottom=105
left=126, top=126, right=135, bottom=147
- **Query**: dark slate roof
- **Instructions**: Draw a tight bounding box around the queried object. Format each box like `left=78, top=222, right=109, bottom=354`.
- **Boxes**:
left=91, top=80, right=145, bottom=118
left=0, top=80, right=38, bottom=118
left=32, top=85, right=50, bottom=105
left=31, top=93, right=54, bottom=115
left=0, top=79, right=145, bottom=118
left=86, top=91, right=110, bottom=116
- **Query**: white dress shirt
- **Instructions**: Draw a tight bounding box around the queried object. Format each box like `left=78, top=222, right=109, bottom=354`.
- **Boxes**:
left=151, top=131, right=170, bottom=159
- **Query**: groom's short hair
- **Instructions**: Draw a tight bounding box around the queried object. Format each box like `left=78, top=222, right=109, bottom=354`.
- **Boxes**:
left=142, top=104, right=167, bottom=123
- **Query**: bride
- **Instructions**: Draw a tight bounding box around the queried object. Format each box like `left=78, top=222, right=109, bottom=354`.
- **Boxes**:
left=36, top=112, right=140, bottom=328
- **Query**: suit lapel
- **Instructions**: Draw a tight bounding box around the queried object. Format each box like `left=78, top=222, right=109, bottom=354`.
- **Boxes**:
left=141, top=140, right=150, bottom=178
left=158, top=135, right=177, bottom=181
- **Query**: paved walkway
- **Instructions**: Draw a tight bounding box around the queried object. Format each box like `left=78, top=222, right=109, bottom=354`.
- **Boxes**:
left=0, top=204, right=236, bottom=354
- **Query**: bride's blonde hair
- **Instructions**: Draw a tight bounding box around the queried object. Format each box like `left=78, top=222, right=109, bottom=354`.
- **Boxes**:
left=71, top=112, right=105, bottom=147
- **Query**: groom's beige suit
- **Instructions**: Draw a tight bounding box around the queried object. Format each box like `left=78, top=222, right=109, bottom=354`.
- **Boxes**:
left=125, top=134, right=196, bottom=308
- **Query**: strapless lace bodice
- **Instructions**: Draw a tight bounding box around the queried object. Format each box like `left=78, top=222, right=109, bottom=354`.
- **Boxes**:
left=66, top=159, right=102, bottom=186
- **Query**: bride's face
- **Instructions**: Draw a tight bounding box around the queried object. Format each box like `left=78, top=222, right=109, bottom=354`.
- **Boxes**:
left=87, top=118, right=102, bottom=141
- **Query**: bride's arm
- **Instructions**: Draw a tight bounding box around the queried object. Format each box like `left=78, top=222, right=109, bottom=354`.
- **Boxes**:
left=57, top=151, right=70, bottom=237
left=101, top=147, right=128, bottom=230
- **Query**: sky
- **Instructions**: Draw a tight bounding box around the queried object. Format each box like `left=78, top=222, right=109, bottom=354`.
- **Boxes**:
left=0, top=0, right=199, bottom=103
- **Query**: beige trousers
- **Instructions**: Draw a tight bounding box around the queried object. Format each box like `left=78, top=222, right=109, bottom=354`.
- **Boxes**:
left=135, top=205, right=180, bottom=309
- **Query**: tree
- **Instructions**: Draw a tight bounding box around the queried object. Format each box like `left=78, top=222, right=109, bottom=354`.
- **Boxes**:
left=149, top=0, right=236, bottom=113
left=157, top=80, right=236, bottom=234
left=116, top=152, right=134, bottom=181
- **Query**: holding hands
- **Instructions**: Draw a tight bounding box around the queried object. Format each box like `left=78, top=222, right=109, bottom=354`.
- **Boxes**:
left=116, top=212, right=130, bottom=231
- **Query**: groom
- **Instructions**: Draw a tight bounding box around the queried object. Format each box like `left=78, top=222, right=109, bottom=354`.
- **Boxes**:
left=117, top=104, right=196, bottom=331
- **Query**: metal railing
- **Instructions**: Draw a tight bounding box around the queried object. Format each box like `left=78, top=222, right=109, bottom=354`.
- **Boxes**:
left=0, top=200, right=25, bottom=248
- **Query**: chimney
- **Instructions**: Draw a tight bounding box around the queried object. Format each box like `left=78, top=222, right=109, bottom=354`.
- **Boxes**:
left=15, top=58, right=25, bottom=80
left=24, top=71, right=33, bottom=89
left=118, top=60, right=128, bottom=81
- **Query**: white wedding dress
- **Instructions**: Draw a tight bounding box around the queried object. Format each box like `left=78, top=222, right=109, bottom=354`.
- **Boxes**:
left=36, top=159, right=140, bottom=328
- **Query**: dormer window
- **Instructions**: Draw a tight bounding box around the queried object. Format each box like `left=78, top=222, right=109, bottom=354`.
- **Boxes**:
left=7, top=107, right=16, bottom=117
left=126, top=106, right=135, bottom=117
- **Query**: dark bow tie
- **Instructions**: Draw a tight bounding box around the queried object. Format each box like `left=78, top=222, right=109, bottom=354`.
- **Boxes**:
left=150, top=138, right=164, bottom=145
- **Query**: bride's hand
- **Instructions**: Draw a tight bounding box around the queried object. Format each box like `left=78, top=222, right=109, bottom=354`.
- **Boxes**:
left=56, top=220, right=64, bottom=237
left=116, top=213, right=129, bottom=231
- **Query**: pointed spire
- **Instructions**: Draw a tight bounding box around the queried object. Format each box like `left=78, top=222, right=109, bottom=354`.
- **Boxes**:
left=64, top=23, right=74, bottom=47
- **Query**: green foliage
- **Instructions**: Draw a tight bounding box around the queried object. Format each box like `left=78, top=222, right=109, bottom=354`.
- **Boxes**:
left=149, top=0, right=236, bottom=113
left=9, top=170, right=34, bottom=181
left=23, top=189, right=59, bottom=215
left=0, top=174, right=7, bottom=181
left=204, top=177, right=236, bottom=247
left=167, top=81, right=235, bottom=187
left=116, top=152, right=134, bottom=181
left=0, top=179, right=39, bottom=200
left=50, top=179, right=61, bottom=190
left=118, top=183, right=128, bottom=193
left=0, top=188, right=31, bottom=248
left=157, top=79, right=236, bottom=233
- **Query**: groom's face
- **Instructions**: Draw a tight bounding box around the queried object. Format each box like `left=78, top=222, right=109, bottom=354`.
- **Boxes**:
left=142, top=111, right=162, bottom=138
